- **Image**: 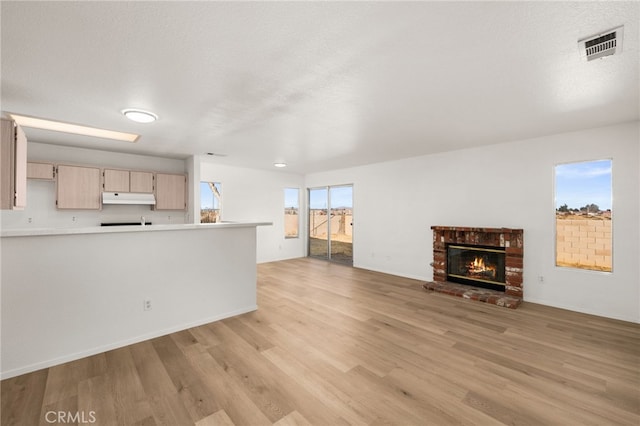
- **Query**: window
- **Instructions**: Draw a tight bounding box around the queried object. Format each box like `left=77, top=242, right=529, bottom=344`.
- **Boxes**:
left=555, top=159, right=612, bottom=272
left=284, top=188, right=299, bottom=238
left=201, top=182, right=221, bottom=223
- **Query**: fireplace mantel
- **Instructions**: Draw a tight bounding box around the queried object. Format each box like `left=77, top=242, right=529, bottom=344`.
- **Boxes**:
left=426, top=226, right=523, bottom=308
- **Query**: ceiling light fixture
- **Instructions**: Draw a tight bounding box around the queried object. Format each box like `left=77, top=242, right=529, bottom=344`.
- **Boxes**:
left=274, top=162, right=287, bottom=168
left=122, top=109, right=158, bottom=123
left=8, top=113, right=140, bottom=142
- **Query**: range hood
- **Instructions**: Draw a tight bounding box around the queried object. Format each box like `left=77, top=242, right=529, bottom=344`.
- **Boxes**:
left=102, top=192, right=156, bottom=205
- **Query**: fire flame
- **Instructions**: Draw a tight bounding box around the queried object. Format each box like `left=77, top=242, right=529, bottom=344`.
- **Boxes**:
left=467, top=256, right=496, bottom=279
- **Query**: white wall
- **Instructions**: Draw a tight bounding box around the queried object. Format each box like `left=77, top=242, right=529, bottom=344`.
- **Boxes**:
left=199, top=159, right=306, bottom=263
left=305, top=121, right=640, bottom=323
left=0, top=142, right=189, bottom=230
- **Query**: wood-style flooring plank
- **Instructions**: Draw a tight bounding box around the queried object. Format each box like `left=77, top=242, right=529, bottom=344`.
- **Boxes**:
left=150, top=335, right=219, bottom=423
left=195, top=409, right=235, bottom=426
left=104, top=348, right=152, bottom=420
left=129, top=340, right=178, bottom=399
left=145, top=393, right=194, bottom=426
left=261, top=346, right=372, bottom=426
left=272, top=410, right=313, bottom=426
left=41, top=352, right=106, bottom=406
left=206, top=322, right=343, bottom=425
left=77, top=375, right=117, bottom=426
left=0, top=368, right=48, bottom=426
left=182, top=343, right=272, bottom=426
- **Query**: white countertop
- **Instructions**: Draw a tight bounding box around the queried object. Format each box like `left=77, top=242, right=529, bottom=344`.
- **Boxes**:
left=0, top=221, right=272, bottom=237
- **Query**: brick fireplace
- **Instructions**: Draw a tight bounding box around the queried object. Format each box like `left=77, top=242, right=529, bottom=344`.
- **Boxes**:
left=423, top=226, right=523, bottom=308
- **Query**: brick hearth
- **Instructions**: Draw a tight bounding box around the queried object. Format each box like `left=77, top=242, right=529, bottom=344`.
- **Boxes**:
left=422, top=281, right=522, bottom=308
left=425, top=226, right=524, bottom=308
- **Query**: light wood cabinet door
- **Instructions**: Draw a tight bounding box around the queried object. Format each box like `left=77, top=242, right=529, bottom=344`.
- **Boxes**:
left=130, top=171, right=154, bottom=193
left=103, top=169, right=130, bottom=192
left=27, top=162, right=55, bottom=180
left=1, top=119, right=14, bottom=209
left=1, top=118, right=27, bottom=210
left=56, top=165, right=101, bottom=210
left=155, top=173, right=186, bottom=210
left=13, top=125, right=27, bottom=208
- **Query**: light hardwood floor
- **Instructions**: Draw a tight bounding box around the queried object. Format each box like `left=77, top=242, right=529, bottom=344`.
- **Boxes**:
left=2, top=258, right=639, bottom=425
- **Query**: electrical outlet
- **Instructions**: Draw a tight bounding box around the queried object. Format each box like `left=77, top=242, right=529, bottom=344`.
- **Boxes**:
left=144, top=299, right=152, bottom=311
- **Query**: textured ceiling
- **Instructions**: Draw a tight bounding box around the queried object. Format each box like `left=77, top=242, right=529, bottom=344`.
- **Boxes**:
left=1, top=1, right=638, bottom=173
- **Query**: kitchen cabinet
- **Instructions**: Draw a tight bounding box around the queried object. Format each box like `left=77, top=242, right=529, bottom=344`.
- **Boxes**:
left=1, top=118, right=27, bottom=210
left=129, top=171, right=154, bottom=193
left=27, top=162, right=55, bottom=180
left=155, top=173, right=186, bottom=210
left=103, top=169, right=129, bottom=192
left=56, top=165, right=101, bottom=210
left=103, top=169, right=154, bottom=193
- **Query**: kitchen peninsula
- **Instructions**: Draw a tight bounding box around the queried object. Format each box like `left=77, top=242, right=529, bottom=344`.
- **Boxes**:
left=0, top=221, right=271, bottom=379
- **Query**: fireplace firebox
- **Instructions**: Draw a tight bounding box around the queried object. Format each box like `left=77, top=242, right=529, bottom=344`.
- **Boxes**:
left=447, top=244, right=506, bottom=291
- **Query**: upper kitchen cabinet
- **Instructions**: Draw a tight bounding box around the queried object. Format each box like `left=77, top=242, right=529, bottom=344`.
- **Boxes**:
left=103, top=169, right=129, bottom=192
left=155, top=173, right=187, bottom=210
left=56, top=164, right=101, bottom=210
left=27, top=162, right=55, bottom=180
left=103, top=169, right=154, bottom=193
left=1, top=118, right=27, bottom=210
left=129, top=171, right=154, bottom=193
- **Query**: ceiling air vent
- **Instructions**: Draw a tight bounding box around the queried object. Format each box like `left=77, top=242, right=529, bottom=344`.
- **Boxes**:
left=578, top=26, right=624, bottom=61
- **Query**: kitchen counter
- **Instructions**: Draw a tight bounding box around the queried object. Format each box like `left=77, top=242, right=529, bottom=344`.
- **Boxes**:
left=0, top=221, right=272, bottom=237
left=1, top=220, right=270, bottom=379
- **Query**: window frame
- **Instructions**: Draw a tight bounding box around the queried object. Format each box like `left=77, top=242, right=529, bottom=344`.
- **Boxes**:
left=554, top=158, right=613, bottom=273
left=200, top=181, right=222, bottom=223
left=284, top=187, right=300, bottom=239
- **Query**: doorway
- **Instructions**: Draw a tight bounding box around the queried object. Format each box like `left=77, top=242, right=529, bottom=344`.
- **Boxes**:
left=308, top=185, right=353, bottom=265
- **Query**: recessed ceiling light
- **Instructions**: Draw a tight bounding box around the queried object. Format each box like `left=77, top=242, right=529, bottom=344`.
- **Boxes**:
left=274, top=162, right=287, bottom=168
left=8, top=113, right=140, bottom=142
left=122, top=109, right=158, bottom=123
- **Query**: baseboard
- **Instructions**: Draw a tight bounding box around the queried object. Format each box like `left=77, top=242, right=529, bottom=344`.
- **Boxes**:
left=353, top=263, right=428, bottom=282
left=522, top=297, right=639, bottom=324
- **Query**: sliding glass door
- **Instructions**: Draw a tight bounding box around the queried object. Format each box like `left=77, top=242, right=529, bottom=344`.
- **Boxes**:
left=308, top=187, right=329, bottom=259
left=308, top=185, right=353, bottom=265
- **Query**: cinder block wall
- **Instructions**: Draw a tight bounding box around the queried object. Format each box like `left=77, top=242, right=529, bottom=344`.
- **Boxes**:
left=556, top=219, right=612, bottom=270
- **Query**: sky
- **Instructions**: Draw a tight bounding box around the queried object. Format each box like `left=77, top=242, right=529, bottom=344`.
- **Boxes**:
left=555, top=159, right=612, bottom=210
left=284, top=188, right=299, bottom=209
left=309, top=186, right=353, bottom=210
left=200, top=182, right=220, bottom=209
